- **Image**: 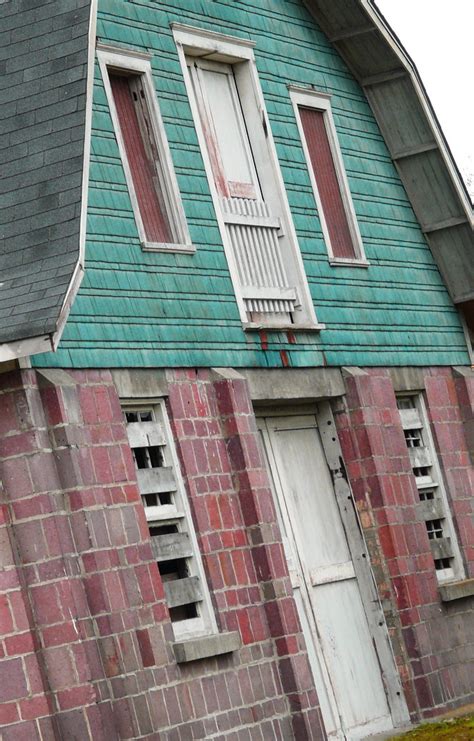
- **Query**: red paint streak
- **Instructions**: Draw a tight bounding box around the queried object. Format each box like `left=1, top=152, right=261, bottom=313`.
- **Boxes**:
left=299, top=106, right=356, bottom=259
left=259, top=331, right=268, bottom=351
left=280, top=350, right=290, bottom=367
left=286, top=331, right=297, bottom=345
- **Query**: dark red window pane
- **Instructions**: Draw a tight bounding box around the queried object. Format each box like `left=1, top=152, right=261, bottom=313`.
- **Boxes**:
left=110, top=74, right=172, bottom=244
left=300, top=106, right=356, bottom=259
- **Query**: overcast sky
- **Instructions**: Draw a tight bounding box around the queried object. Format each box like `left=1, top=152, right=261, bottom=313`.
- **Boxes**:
left=375, top=0, right=473, bottom=198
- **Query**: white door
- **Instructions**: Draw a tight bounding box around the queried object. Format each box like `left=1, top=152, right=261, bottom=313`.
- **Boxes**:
left=258, top=411, right=408, bottom=740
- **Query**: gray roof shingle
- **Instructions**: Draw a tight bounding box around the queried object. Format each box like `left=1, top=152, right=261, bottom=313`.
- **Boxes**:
left=0, top=0, right=94, bottom=347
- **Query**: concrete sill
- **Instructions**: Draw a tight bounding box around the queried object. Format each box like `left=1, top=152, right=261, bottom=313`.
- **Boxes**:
left=172, top=631, right=241, bottom=664
left=439, top=578, right=474, bottom=602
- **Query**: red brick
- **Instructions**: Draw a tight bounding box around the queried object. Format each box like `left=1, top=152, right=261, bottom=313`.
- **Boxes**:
left=5, top=631, right=35, bottom=656
left=0, top=702, right=19, bottom=725
left=20, top=694, right=50, bottom=721
left=0, top=658, right=28, bottom=702
left=136, top=628, right=155, bottom=667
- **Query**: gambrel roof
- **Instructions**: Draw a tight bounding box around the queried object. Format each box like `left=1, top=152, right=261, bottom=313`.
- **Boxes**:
left=305, top=0, right=473, bottom=304
left=0, top=0, right=471, bottom=361
left=0, top=0, right=96, bottom=361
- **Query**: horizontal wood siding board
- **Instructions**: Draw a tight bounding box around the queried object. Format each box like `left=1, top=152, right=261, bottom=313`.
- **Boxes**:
left=32, top=0, right=469, bottom=369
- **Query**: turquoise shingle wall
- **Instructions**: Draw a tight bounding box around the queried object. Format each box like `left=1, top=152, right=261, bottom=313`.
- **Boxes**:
left=33, top=0, right=469, bottom=369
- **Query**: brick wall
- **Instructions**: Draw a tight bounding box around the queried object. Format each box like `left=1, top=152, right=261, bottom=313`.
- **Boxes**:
left=335, top=368, right=474, bottom=719
left=0, top=368, right=323, bottom=740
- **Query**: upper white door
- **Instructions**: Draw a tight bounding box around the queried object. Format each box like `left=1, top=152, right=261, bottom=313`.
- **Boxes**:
left=259, top=413, right=405, bottom=740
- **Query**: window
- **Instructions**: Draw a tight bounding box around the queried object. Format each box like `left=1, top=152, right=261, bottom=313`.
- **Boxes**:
left=397, top=395, right=464, bottom=583
left=173, top=25, right=320, bottom=329
left=291, top=88, right=367, bottom=265
left=98, top=47, right=192, bottom=253
left=123, top=401, right=216, bottom=639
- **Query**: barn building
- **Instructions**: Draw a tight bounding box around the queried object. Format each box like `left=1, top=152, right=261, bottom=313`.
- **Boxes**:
left=0, top=1, right=473, bottom=739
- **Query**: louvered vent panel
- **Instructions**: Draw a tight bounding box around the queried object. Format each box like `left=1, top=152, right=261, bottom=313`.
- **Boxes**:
left=222, top=198, right=296, bottom=316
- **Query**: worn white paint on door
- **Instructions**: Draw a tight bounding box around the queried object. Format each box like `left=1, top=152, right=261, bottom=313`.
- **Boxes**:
left=258, top=412, right=408, bottom=740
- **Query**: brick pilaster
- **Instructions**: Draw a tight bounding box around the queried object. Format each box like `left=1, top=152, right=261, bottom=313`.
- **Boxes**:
left=166, top=369, right=325, bottom=740
left=0, top=369, right=168, bottom=739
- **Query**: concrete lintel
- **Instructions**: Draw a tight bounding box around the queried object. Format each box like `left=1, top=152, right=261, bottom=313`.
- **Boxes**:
left=112, top=369, right=168, bottom=399
left=243, top=368, right=344, bottom=402
left=341, top=366, right=369, bottom=378
left=210, top=367, right=247, bottom=382
left=439, top=578, right=474, bottom=603
left=389, top=367, right=427, bottom=392
left=172, top=631, right=241, bottom=663
left=36, top=369, right=77, bottom=387
left=452, top=366, right=474, bottom=379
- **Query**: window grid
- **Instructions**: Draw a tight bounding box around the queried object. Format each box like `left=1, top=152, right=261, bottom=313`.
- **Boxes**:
left=397, top=395, right=463, bottom=583
left=123, top=402, right=216, bottom=638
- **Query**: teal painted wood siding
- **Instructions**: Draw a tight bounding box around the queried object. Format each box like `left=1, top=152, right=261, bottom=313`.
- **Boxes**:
left=34, top=0, right=469, bottom=369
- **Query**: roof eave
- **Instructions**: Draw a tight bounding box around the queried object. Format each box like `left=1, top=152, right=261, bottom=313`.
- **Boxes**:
left=304, top=0, right=473, bottom=303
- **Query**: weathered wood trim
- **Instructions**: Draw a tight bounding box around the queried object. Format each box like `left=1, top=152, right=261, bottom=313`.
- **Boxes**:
left=328, top=24, right=376, bottom=42
left=422, top=217, right=468, bottom=234
left=360, top=69, right=407, bottom=87
left=391, top=142, right=438, bottom=160
left=136, top=467, right=176, bottom=496
left=317, top=400, right=410, bottom=726
left=415, top=500, right=444, bottom=522
left=164, top=577, right=202, bottom=608
left=429, top=537, right=453, bottom=561
left=151, top=532, right=193, bottom=562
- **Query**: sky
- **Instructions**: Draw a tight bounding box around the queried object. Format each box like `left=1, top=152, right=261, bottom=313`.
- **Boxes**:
left=375, top=0, right=473, bottom=198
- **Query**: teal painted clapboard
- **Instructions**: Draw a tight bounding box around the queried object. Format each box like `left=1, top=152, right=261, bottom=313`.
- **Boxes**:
left=33, top=0, right=469, bottom=369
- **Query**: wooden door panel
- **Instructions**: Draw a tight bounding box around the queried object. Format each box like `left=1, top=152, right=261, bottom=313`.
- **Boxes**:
left=260, top=413, right=398, bottom=740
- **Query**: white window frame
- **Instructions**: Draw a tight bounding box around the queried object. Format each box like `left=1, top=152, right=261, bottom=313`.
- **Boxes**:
left=172, top=25, right=322, bottom=330
left=122, top=399, right=217, bottom=640
left=97, top=45, right=194, bottom=254
left=290, top=87, right=368, bottom=267
left=397, top=393, right=465, bottom=584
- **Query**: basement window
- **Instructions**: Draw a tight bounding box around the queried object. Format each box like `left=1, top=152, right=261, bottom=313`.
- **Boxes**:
left=173, top=25, right=320, bottom=330
left=123, top=401, right=217, bottom=639
left=98, top=47, right=193, bottom=254
left=396, top=395, right=464, bottom=583
left=290, top=88, right=367, bottom=266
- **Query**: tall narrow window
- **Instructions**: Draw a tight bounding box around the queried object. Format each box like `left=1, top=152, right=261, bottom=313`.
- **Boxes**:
left=173, top=26, right=319, bottom=329
left=109, top=73, right=172, bottom=244
left=397, top=395, right=464, bottom=583
left=291, top=88, right=366, bottom=265
left=98, top=48, right=192, bottom=253
left=123, top=401, right=216, bottom=639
